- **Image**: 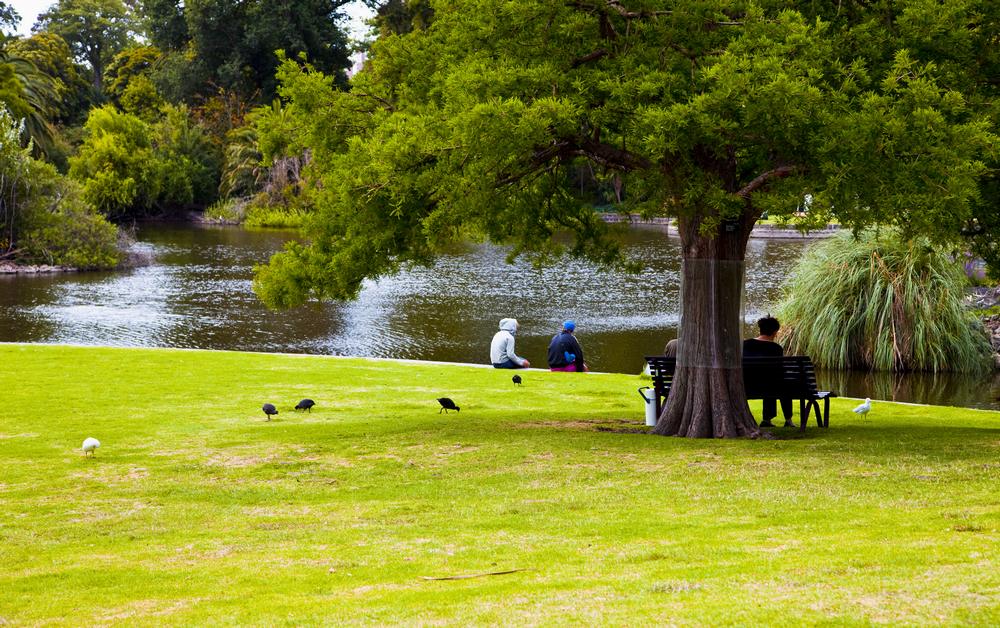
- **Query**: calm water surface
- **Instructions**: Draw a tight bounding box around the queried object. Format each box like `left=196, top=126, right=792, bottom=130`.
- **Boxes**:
left=2, top=224, right=998, bottom=409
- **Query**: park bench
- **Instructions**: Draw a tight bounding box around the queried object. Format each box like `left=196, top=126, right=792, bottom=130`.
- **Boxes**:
left=643, top=355, right=837, bottom=430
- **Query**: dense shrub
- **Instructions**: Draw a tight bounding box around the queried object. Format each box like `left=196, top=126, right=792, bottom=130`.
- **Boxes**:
left=19, top=175, right=121, bottom=269
left=203, top=197, right=247, bottom=224
left=69, top=104, right=220, bottom=219
left=0, top=108, right=119, bottom=269
left=779, top=231, right=993, bottom=373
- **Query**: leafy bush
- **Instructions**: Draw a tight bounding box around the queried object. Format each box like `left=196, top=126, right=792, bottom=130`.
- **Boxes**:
left=19, top=185, right=121, bottom=269
left=779, top=231, right=993, bottom=373
left=244, top=205, right=308, bottom=229
left=203, top=197, right=247, bottom=223
left=0, top=108, right=119, bottom=269
left=69, top=104, right=220, bottom=219
left=69, top=106, right=158, bottom=218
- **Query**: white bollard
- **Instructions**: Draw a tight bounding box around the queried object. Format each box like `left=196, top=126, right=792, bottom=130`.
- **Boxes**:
left=638, top=387, right=658, bottom=427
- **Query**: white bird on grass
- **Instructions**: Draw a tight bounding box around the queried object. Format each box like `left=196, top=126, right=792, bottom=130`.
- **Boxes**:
left=82, top=437, right=101, bottom=456
left=853, top=398, right=872, bottom=419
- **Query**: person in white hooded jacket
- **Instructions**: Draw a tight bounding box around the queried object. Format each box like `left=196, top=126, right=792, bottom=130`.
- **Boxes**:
left=490, top=318, right=530, bottom=369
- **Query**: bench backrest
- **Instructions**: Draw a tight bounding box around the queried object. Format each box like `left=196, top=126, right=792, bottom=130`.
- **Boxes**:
left=645, top=355, right=822, bottom=402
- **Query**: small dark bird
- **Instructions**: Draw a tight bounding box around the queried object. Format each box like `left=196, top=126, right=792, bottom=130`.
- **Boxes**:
left=295, top=399, right=315, bottom=412
left=437, top=397, right=460, bottom=413
left=262, top=403, right=278, bottom=420
left=512, top=374, right=522, bottom=386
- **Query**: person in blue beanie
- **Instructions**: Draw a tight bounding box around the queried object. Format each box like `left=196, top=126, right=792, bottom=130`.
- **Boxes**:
left=547, top=320, right=588, bottom=372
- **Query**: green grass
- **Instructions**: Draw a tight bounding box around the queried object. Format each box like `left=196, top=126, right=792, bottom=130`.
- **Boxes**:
left=244, top=205, right=308, bottom=229
left=2, top=344, right=999, bottom=625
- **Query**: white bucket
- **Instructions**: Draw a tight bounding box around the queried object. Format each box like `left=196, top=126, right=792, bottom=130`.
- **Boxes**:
left=638, top=387, right=658, bottom=427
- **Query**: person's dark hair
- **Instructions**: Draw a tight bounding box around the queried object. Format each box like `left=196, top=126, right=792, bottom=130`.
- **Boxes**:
left=757, top=316, right=780, bottom=336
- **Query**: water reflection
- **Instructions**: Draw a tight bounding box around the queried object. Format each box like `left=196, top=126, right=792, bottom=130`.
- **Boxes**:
left=817, top=368, right=1000, bottom=411
left=0, top=223, right=997, bottom=410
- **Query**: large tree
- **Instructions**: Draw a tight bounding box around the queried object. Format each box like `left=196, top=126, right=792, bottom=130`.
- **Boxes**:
left=253, top=0, right=996, bottom=438
left=33, top=0, right=135, bottom=94
left=8, top=32, right=92, bottom=124
left=142, top=0, right=354, bottom=102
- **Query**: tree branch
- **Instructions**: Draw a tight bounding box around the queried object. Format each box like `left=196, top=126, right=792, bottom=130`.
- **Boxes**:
left=604, top=0, right=672, bottom=19
left=353, top=91, right=396, bottom=112
left=495, top=137, right=652, bottom=188
left=571, top=49, right=609, bottom=68
left=736, top=166, right=799, bottom=198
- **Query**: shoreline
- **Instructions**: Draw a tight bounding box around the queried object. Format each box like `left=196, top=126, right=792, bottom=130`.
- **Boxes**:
left=0, top=261, right=77, bottom=274
left=600, top=213, right=841, bottom=239
left=5, top=341, right=998, bottom=410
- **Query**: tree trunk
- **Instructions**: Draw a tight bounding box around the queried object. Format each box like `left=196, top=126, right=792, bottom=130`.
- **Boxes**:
left=653, top=215, right=761, bottom=438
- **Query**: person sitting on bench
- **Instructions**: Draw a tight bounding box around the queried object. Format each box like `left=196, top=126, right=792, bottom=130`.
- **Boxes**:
left=743, top=316, right=794, bottom=428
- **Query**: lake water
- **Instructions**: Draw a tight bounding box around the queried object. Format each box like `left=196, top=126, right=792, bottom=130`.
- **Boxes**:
left=2, top=224, right=998, bottom=409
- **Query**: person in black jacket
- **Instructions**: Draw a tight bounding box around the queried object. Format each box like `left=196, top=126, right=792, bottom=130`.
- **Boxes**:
left=743, top=316, right=793, bottom=427
left=547, top=320, right=588, bottom=372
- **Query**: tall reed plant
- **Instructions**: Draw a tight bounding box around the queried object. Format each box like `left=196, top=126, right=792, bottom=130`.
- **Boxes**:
left=778, top=231, right=993, bottom=373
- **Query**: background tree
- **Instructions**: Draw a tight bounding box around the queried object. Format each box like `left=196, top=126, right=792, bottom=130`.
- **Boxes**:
left=368, top=0, right=433, bottom=37
left=103, top=45, right=160, bottom=105
left=0, top=107, right=119, bottom=268
left=69, top=104, right=220, bottom=218
left=33, top=0, right=135, bottom=94
left=0, top=46, right=59, bottom=155
left=8, top=32, right=92, bottom=125
left=0, top=1, right=18, bottom=39
left=142, top=0, right=354, bottom=103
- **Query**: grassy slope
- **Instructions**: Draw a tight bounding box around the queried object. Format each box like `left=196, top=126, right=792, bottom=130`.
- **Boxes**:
left=1, top=344, right=999, bottom=625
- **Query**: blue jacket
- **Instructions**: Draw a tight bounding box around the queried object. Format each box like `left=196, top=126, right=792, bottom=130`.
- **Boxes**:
left=547, top=331, right=585, bottom=370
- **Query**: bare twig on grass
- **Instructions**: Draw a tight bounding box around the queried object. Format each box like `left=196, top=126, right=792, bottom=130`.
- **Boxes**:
left=420, top=569, right=529, bottom=581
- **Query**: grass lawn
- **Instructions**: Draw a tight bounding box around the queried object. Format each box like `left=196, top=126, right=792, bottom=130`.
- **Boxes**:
left=2, top=344, right=999, bottom=625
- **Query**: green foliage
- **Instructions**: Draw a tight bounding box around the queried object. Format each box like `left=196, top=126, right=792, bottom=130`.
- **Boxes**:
left=141, top=0, right=352, bottom=103
left=69, top=105, right=157, bottom=216
left=119, top=73, right=164, bottom=119
left=0, top=60, right=30, bottom=120
left=0, top=107, right=29, bottom=252
left=371, top=0, right=433, bottom=38
left=216, top=98, right=313, bottom=229
left=103, top=45, right=157, bottom=94
left=7, top=32, right=91, bottom=125
left=34, top=0, right=136, bottom=94
left=779, top=231, right=993, bottom=373
left=69, top=104, right=220, bottom=218
left=253, top=1, right=996, bottom=310
left=0, top=107, right=119, bottom=268
left=156, top=103, right=221, bottom=205
left=243, top=203, right=307, bottom=229
left=0, top=46, right=60, bottom=156
left=219, top=124, right=262, bottom=198
left=103, top=44, right=161, bottom=108
left=203, top=196, right=246, bottom=223
left=18, top=166, right=120, bottom=268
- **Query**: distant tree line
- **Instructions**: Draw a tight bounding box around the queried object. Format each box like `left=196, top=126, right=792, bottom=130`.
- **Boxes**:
left=0, top=0, right=369, bottom=267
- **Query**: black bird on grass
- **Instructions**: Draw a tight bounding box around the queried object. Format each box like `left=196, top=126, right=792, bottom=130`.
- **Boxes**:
left=512, top=374, right=522, bottom=386
left=437, top=397, right=460, bottom=413
left=295, top=399, right=315, bottom=412
left=262, top=403, right=278, bottom=420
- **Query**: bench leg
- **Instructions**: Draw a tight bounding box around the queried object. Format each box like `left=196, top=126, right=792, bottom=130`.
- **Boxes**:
left=822, top=398, right=830, bottom=428
left=806, top=400, right=821, bottom=428
left=799, top=398, right=809, bottom=430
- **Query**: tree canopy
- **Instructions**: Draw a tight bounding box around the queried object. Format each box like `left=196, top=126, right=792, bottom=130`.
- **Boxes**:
left=252, top=0, right=997, bottom=438
left=34, top=0, right=136, bottom=93
left=143, top=0, right=354, bottom=102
